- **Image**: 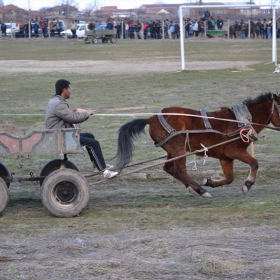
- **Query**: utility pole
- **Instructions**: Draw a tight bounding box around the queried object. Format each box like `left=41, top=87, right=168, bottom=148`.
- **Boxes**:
left=28, top=0, right=30, bottom=10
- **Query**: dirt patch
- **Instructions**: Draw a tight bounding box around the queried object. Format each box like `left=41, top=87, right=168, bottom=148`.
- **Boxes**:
left=0, top=60, right=259, bottom=74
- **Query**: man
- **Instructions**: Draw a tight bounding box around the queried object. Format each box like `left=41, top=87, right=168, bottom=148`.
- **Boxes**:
left=88, top=20, right=95, bottom=30
left=45, top=79, right=118, bottom=179
left=55, top=19, right=62, bottom=37
left=217, top=17, right=224, bottom=30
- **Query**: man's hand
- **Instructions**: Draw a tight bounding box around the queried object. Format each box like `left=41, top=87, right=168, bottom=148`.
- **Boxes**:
left=73, top=108, right=94, bottom=115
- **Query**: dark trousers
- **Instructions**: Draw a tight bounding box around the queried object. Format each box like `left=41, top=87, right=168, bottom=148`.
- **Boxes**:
left=80, top=132, right=106, bottom=171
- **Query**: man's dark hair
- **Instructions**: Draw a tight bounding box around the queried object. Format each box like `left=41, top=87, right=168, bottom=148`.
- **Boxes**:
left=55, top=79, right=70, bottom=95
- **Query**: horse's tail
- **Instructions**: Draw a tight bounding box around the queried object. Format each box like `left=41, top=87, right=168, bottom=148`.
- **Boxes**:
left=115, top=118, right=148, bottom=169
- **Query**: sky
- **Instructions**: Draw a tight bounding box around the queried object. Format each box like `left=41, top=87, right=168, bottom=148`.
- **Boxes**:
left=7, top=0, right=276, bottom=11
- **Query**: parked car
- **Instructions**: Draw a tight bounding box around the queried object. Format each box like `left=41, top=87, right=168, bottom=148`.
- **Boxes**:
left=61, top=23, right=89, bottom=39
left=5, top=23, right=18, bottom=37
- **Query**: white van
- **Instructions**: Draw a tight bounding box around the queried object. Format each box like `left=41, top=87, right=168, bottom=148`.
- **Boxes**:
left=61, top=24, right=89, bottom=39
left=5, top=23, right=18, bottom=37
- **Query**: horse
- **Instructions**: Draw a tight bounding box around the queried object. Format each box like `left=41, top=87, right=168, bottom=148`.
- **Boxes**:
left=115, top=92, right=280, bottom=198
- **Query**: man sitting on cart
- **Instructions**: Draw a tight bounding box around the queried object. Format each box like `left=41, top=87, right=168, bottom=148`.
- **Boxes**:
left=45, top=79, right=118, bottom=179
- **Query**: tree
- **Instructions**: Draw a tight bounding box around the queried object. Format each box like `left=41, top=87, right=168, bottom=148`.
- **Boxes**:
left=55, top=0, right=79, bottom=17
left=83, top=0, right=105, bottom=17
left=39, top=7, right=53, bottom=14
left=0, top=0, right=4, bottom=8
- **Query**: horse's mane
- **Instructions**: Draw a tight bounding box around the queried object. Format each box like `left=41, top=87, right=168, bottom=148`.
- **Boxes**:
left=243, top=92, right=274, bottom=105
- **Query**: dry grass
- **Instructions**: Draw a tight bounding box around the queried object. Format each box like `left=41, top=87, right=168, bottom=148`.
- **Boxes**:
left=1, top=38, right=280, bottom=279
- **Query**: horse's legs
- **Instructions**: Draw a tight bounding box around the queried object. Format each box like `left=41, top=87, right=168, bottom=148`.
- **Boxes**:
left=203, top=148, right=258, bottom=194
left=163, top=154, right=211, bottom=198
left=233, top=150, right=259, bottom=194
left=203, top=159, right=234, bottom=188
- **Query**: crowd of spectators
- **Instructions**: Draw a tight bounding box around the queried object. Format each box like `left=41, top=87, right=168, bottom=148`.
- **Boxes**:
left=1, top=13, right=280, bottom=40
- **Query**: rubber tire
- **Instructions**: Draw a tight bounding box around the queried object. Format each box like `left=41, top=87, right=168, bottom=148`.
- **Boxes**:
left=0, top=162, right=11, bottom=188
left=102, top=38, right=108, bottom=43
left=84, top=36, right=90, bottom=44
left=39, top=158, right=79, bottom=186
left=110, top=37, right=117, bottom=44
left=92, top=38, right=98, bottom=44
left=0, top=177, right=9, bottom=215
left=41, top=169, right=90, bottom=218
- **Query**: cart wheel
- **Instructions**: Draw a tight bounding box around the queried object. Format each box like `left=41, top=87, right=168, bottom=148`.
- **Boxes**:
left=0, top=162, right=11, bottom=188
left=41, top=169, right=90, bottom=218
left=39, top=158, right=79, bottom=186
left=0, top=177, right=9, bottom=215
left=84, top=36, right=90, bottom=44
left=110, top=37, right=117, bottom=44
left=102, top=38, right=108, bottom=43
left=92, top=38, right=98, bottom=44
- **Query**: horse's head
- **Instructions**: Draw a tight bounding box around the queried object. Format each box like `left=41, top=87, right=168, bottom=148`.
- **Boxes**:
left=271, top=92, right=280, bottom=127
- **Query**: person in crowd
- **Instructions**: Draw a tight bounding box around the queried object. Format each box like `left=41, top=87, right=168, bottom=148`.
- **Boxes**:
left=40, top=18, right=47, bottom=37
left=88, top=20, right=95, bottom=30
left=154, top=20, right=161, bottom=39
left=106, top=17, right=114, bottom=30
left=143, top=21, right=148, bottom=39
left=1, top=22, right=6, bottom=37
left=23, top=20, right=31, bottom=38
left=185, top=18, right=192, bottom=38
left=240, top=19, right=247, bottom=39
left=267, top=18, right=272, bottom=39
left=70, top=20, right=77, bottom=39
left=45, top=79, right=118, bottom=179
left=33, top=19, right=39, bottom=38
left=277, top=17, right=280, bottom=38
left=148, top=20, right=155, bottom=39
left=249, top=18, right=255, bottom=39
left=200, top=19, right=205, bottom=37
left=135, top=20, right=142, bottom=39
left=50, top=19, right=56, bottom=37
left=55, top=19, right=62, bottom=37
left=128, top=21, right=135, bottom=39
left=255, top=19, right=262, bottom=38
left=116, top=21, right=121, bottom=38
left=168, top=20, right=174, bottom=39
left=262, top=19, right=268, bottom=39
left=192, top=19, right=199, bottom=37
left=217, top=17, right=224, bottom=30
left=174, top=21, right=180, bottom=39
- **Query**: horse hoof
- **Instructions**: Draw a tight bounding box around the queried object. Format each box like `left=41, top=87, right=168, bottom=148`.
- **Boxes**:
left=242, top=185, right=248, bottom=195
left=187, top=187, right=199, bottom=196
left=202, top=178, right=207, bottom=186
left=201, top=192, right=212, bottom=198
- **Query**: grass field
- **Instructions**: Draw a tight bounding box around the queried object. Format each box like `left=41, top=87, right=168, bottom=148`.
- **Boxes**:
left=1, top=37, right=280, bottom=279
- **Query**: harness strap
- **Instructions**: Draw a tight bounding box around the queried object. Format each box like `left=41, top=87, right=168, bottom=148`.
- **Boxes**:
left=200, top=109, right=213, bottom=130
left=156, top=110, right=176, bottom=135
left=155, top=129, right=225, bottom=147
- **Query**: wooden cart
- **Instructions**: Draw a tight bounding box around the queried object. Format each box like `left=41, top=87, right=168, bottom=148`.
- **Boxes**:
left=84, top=29, right=117, bottom=44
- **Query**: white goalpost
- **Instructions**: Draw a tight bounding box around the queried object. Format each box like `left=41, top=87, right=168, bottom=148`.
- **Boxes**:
left=179, top=4, right=278, bottom=72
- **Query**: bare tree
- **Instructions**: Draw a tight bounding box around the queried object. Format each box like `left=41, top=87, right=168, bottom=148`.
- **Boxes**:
left=55, top=0, right=79, bottom=17
left=83, top=0, right=105, bottom=18
left=0, top=0, right=5, bottom=8
left=39, top=7, right=53, bottom=14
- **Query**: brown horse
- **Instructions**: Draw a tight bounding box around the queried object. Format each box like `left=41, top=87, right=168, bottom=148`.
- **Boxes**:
left=115, top=92, right=280, bottom=198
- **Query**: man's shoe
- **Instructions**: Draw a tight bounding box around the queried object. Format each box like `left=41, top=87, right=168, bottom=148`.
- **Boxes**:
left=102, top=169, right=118, bottom=179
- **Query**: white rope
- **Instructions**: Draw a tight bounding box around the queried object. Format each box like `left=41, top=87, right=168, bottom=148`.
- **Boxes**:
left=0, top=112, right=249, bottom=125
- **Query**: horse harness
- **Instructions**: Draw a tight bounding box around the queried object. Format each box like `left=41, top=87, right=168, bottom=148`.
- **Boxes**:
left=155, top=104, right=259, bottom=148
